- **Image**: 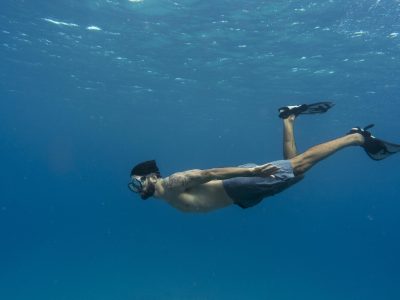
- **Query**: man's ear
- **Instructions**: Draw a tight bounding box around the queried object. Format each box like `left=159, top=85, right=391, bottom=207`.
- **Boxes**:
left=149, top=174, right=158, bottom=181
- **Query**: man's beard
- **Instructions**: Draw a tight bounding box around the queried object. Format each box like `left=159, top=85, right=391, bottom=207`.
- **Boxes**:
left=141, top=182, right=155, bottom=200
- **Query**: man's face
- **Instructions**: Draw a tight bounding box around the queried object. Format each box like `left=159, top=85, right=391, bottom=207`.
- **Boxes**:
left=130, top=175, right=156, bottom=200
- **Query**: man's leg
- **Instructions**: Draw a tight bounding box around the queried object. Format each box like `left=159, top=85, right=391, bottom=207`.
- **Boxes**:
left=283, top=115, right=297, bottom=159
left=290, top=133, right=364, bottom=176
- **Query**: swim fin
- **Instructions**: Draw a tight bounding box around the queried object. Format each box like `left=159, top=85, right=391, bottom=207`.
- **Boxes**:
left=348, top=124, right=400, bottom=160
left=278, top=101, right=335, bottom=119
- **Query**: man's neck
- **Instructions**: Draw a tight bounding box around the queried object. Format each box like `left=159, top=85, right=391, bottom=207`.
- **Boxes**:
left=153, top=179, right=166, bottom=199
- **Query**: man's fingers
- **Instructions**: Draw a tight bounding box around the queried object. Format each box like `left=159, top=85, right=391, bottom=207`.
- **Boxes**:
left=253, top=164, right=280, bottom=177
left=264, top=164, right=279, bottom=171
left=260, top=165, right=279, bottom=176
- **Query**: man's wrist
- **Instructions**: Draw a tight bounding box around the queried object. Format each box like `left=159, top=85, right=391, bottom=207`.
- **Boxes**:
left=249, top=167, right=257, bottom=176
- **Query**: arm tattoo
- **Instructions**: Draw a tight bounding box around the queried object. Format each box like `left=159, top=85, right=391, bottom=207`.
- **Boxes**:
left=163, top=174, right=190, bottom=190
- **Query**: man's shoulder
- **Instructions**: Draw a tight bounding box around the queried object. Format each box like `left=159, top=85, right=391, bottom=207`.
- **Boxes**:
left=159, top=169, right=201, bottom=192
left=160, top=173, right=190, bottom=190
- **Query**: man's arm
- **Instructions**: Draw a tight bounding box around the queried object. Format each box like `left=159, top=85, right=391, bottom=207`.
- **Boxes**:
left=162, top=164, right=279, bottom=192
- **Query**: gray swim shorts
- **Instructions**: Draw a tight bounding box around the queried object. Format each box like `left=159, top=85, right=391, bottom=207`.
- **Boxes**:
left=222, top=160, right=302, bottom=209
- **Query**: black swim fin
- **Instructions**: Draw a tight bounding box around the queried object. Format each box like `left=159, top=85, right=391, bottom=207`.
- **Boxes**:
left=278, top=101, right=335, bottom=119
left=348, top=124, right=400, bottom=160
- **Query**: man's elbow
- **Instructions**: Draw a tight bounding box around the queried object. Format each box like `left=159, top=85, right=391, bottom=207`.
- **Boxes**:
left=201, top=169, right=218, bottom=180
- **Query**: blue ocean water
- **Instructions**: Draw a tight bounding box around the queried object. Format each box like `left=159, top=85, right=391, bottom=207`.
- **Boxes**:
left=1, top=0, right=400, bottom=299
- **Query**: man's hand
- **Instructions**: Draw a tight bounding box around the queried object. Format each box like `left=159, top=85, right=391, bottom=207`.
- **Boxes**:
left=252, top=164, right=279, bottom=178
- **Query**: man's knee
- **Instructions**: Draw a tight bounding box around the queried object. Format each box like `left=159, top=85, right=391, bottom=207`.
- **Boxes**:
left=289, top=155, right=309, bottom=176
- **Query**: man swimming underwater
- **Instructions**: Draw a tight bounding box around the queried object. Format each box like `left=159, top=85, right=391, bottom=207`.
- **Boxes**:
left=128, top=102, right=400, bottom=212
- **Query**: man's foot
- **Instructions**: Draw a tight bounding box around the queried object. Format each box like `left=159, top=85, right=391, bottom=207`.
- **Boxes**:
left=283, top=114, right=296, bottom=124
left=347, top=124, right=400, bottom=160
left=278, top=101, right=335, bottom=119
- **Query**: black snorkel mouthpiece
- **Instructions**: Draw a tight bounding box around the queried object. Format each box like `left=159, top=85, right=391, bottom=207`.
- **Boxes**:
left=140, top=183, right=156, bottom=200
left=131, top=160, right=161, bottom=178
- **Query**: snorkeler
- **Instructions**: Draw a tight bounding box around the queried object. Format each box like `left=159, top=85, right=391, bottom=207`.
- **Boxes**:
left=128, top=102, right=400, bottom=212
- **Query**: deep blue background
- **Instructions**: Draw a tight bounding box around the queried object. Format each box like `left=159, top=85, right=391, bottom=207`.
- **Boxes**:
left=1, top=0, right=399, bottom=299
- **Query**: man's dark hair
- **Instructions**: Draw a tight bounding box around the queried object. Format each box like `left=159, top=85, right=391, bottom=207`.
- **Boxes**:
left=131, top=160, right=161, bottom=178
